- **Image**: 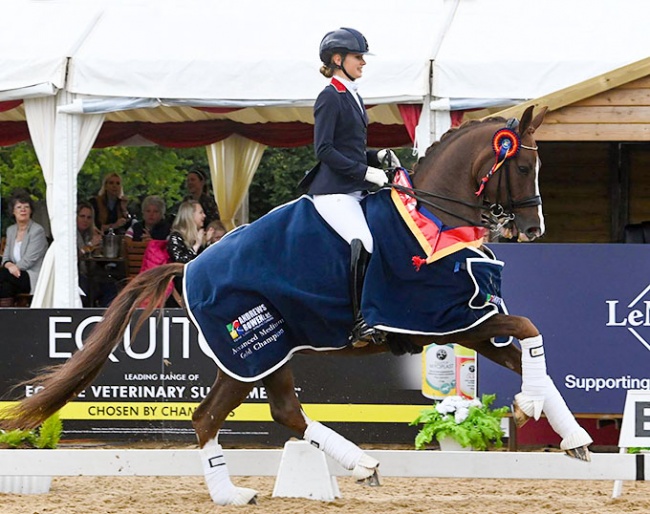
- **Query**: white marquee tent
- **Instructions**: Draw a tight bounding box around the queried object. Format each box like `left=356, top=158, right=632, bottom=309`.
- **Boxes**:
left=1, top=0, right=649, bottom=308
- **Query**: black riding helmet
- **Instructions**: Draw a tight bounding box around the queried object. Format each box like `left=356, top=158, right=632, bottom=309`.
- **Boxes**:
left=319, top=27, right=370, bottom=81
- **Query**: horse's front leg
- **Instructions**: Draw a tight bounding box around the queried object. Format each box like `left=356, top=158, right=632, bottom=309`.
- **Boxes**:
left=404, top=314, right=592, bottom=460
left=192, top=370, right=258, bottom=506
left=454, top=314, right=593, bottom=460
left=458, top=338, right=522, bottom=375
left=262, top=364, right=380, bottom=485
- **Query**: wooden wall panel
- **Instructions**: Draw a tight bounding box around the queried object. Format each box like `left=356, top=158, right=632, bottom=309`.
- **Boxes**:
left=629, top=145, right=650, bottom=223
left=535, top=142, right=610, bottom=243
left=537, top=123, right=650, bottom=141
left=534, top=75, right=650, bottom=142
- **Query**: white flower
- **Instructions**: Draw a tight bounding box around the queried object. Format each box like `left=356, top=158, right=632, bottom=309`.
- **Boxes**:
left=435, top=396, right=483, bottom=424
left=454, top=406, right=469, bottom=424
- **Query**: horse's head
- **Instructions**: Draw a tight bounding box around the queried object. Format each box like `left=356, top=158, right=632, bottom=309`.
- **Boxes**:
left=478, top=106, right=547, bottom=242
left=412, top=106, right=547, bottom=241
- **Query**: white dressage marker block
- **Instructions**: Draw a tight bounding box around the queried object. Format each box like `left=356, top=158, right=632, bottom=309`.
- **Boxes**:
left=612, top=389, right=650, bottom=498
left=272, top=440, right=341, bottom=501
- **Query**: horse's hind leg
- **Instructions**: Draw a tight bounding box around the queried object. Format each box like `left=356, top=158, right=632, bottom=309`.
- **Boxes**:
left=262, top=364, right=381, bottom=485
left=191, top=370, right=257, bottom=506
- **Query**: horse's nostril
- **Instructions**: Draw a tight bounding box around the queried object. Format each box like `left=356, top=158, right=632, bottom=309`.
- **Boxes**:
left=526, top=227, right=541, bottom=239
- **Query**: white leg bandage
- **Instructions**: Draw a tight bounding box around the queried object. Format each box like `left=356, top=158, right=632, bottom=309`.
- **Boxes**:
left=304, top=421, right=364, bottom=470
left=303, top=420, right=379, bottom=480
left=200, top=438, right=257, bottom=506
left=543, top=376, right=593, bottom=450
left=518, top=334, right=547, bottom=419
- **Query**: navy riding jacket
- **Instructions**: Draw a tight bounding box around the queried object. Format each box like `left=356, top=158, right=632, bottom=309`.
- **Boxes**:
left=308, top=78, right=380, bottom=195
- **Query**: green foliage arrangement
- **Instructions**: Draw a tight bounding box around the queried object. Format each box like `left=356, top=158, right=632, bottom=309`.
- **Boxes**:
left=410, top=394, right=509, bottom=451
left=627, top=447, right=650, bottom=453
left=0, top=413, right=62, bottom=449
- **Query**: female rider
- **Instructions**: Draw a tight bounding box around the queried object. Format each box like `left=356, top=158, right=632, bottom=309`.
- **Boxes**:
left=307, top=27, right=400, bottom=344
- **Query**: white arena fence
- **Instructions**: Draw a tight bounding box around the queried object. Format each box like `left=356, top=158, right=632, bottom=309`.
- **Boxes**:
left=0, top=449, right=647, bottom=481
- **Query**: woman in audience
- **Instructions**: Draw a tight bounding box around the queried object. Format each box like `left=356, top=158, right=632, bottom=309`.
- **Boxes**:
left=90, top=172, right=131, bottom=234
left=125, top=195, right=170, bottom=241
left=167, top=199, right=207, bottom=264
left=166, top=199, right=206, bottom=306
left=77, top=201, right=103, bottom=257
left=184, top=167, right=219, bottom=228
left=0, top=190, right=48, bottom=306
left=76, top=201, right=103, bottom=306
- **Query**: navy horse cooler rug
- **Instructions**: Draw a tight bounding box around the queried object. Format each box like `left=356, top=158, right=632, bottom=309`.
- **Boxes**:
left=184, top=187, right=510, bottom=382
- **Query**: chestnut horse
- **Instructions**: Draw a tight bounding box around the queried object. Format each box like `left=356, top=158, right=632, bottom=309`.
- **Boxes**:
left=1, top=106, right=591, bottom=506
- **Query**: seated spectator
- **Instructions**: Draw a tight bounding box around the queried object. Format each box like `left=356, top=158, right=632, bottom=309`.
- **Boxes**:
left=167, top=200, right=206, bottom=307
left=90, top=172, right=132, bottom=234
left=77, top=201, right=103, bottom=258
left=206, top=219, right=227, bottom=245
left=167, top=199, right=207, bottom=264
left=125, top=195, right=171, bottom=241
left=76, top=201, right=103, bottom=306
left=0, top=190, right=48, bottom=307
left=170, top=167, right=219, bottom=229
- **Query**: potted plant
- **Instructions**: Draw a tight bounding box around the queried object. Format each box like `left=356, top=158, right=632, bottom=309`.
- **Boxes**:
left=410, top=394, right=509, bottom=451
left=0, top=413, right=62, bottom=494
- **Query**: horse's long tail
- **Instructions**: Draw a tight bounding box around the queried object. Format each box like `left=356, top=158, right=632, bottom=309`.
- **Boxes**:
left=0, top=263, right=185, bottom=430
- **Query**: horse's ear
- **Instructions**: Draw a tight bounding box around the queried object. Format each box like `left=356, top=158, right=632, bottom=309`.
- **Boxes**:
left=519, top=106, right=548, bottom=135
left=530, top=106, right=548, bottom=131
left=518, top=106, right=535, bottom=135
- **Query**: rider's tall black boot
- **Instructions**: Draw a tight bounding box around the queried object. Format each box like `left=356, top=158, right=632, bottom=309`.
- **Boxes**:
left=348, top=239, right=385, bottom=346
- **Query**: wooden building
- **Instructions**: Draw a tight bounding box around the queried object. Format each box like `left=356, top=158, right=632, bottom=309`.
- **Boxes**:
left=466, top=57, right=650, bottom=243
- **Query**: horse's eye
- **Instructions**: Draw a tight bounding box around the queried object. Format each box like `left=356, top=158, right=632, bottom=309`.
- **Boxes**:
left=518, top=165, right=530, bottom=174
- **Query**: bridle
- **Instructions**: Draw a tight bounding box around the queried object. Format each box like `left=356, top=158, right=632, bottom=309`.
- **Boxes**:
left=386, top=121, right=541, bottom=231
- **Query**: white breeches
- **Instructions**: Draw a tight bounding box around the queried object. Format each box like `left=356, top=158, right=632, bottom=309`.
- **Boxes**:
left=313, top=192, right=373, bottom=253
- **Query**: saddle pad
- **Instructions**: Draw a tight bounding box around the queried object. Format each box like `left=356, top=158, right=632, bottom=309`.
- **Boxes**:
left=184, top=193, right=509, bottom=382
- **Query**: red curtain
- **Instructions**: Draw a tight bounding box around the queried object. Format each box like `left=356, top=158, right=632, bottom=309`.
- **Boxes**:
left=0, top=121, right=30, bottom=146
left=397, top=104, right=422, bottom=144
left=450, top=111, right=465, bottom=127
left=0, top=119, right=412, bottom=149
left=193, top=107, right=243, bottom=114
left=0, top=100, right=22, bottom=113
left=94, top=120, right=412, bottom=149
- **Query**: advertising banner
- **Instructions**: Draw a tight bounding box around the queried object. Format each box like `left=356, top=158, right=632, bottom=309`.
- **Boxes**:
left=481, top=243, right=650, bottom=415
left=0, top=308, right=430, bottom=445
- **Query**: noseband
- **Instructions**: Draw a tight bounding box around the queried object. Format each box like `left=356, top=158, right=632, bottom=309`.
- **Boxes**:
left=390, top=121, right=541, bottom=230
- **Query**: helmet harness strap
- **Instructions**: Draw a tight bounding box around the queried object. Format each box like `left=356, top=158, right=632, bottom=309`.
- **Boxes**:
left=332, top=53, right=356, bottom=82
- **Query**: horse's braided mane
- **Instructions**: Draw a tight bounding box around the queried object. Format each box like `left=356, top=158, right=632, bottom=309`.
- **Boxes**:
left=413, top=116, right=507, bottom=174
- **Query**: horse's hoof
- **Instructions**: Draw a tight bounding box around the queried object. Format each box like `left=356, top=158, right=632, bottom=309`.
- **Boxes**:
left=560, top=428, right=593, bottom=462
left=511, top=400, right=530, bottom=428
left=352, top=453, right=380, bottom=484
left=564, top=445, right=591, bottom=462
left=356, top=469, right=381, bottom=487
left=231, top=487, right=258, bottom=506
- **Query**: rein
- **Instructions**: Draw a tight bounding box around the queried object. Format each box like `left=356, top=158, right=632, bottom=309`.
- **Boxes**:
left=389, top=182, right=487, bottom=227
